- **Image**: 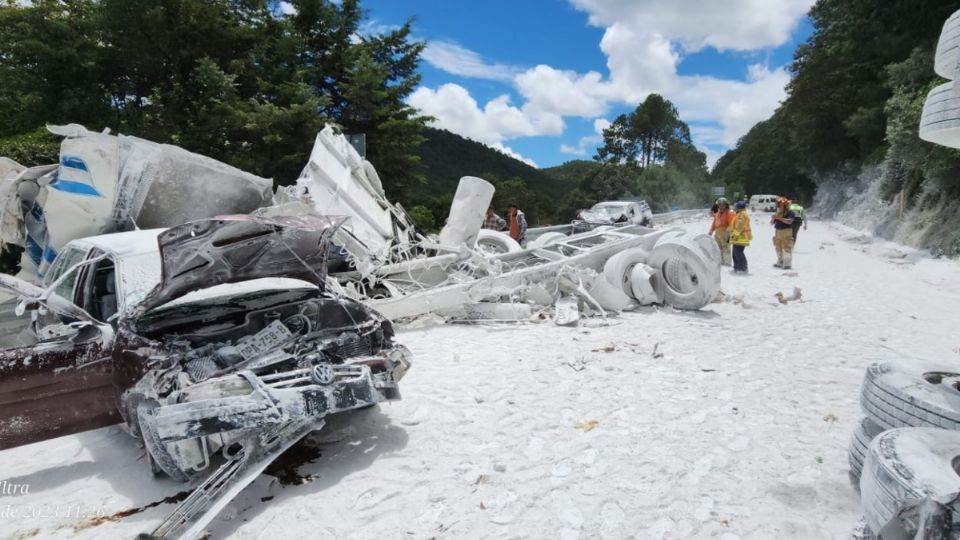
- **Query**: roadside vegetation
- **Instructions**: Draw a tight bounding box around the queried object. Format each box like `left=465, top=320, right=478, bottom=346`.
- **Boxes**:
left=711, top=0, right=960, bottom=254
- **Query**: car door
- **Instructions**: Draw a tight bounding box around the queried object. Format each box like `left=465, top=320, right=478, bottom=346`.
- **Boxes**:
left=0, top=247, right=122, bottom=450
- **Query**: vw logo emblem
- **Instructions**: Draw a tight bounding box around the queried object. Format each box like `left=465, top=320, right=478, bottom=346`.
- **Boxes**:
left=312, top=364, right=335, bottom=385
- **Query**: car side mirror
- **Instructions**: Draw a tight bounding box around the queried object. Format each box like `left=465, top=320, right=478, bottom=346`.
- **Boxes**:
left=71, top=321, right=106, bottom=344
left=15, top=299, right=38, bottom=315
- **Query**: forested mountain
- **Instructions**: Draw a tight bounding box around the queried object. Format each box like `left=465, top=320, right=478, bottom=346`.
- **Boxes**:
left=711, top=0, right=960, bottom=254
left=414, top=95, right=719, bottom=230
left=412, top=127, right=561, bottom=226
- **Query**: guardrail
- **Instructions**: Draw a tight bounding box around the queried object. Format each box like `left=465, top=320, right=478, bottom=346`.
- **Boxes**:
left=523, top=209, right=706, bottom=241
left=650, top=209, right=706, bottom=224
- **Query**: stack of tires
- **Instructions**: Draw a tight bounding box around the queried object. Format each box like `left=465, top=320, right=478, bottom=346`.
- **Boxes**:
left=852, top=9, right=960, bottom=537
left=920, top=9, right=960, bottom=149
left=848, top=361, right=960, bottom=538
left=600, top=232, right=721, bottom=310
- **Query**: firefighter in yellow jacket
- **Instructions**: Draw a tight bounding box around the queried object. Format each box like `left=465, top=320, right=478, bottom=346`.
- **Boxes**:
left=728, top=200, right=752, bottom=273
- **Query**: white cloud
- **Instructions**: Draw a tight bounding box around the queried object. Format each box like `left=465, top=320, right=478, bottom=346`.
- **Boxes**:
left=408, top=84, right=562, bottom=144
left=673, top=65, right=791, bottom=147
left=579, top=0, right=807, bottom=147
left=599, top=27, right=681, bottom=100
left=407, top=84, right=543, bottom=166
left=515, top=65, right=612, bottom=117
left=490, top=143, right=538, bottom=168
left=569, top=0, right=812, bottom=52
left=422, top=41, right=517, bottom=82
left=407, top=1, right=813, bottom=165
left=560, top=117, right=611, bottom=156
left=278, top=1, right=296, bottom=15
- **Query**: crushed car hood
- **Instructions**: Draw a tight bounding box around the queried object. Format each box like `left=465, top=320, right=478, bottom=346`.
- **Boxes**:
left=579, top=210, right=619, bottom=224
left=137, top=214, right=346, bottom=313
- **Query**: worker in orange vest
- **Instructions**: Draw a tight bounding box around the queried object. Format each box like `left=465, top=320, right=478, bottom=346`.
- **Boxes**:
left=709, top=197, right=734, bottom=266
left=507, top=203, right=527, bottom=245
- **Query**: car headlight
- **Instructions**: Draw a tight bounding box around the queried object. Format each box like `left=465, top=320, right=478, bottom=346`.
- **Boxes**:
left=178, top=375, right=254, bottom=402
left=388, top=346, right=412, bottom=381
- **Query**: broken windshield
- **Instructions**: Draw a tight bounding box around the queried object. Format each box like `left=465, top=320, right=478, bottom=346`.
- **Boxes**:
left=591, top=204, right=629, bottom=216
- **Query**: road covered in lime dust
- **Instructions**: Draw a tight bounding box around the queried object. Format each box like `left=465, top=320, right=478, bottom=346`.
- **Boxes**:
left=0, top=216, right=958, bottom=540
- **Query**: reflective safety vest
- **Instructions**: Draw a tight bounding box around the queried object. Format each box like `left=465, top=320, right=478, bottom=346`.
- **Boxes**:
left=789, top=203, right=805, bottom=222
left=728, top=210, right=752, bottom=246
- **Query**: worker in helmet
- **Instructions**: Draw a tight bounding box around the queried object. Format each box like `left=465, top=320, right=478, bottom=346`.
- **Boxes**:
left=708, top=197, right=734, bottom=266
left=770, top=197, right=796, bottom=269
left=728, top=200, right=752, bottom=272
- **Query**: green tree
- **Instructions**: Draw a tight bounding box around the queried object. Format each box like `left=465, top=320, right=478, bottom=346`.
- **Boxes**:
left=711, top=108, right=816, bottom=203
left=0, top=0, right=107, bottom=136
left=289, top=1, right=427, bottom=199
left=0, top=0, right=427, bottom=199
left=596, top=94, right=691, bottom=169
left=407, top=205, right=436, bottom=232
left=580, top=164, right=639, bottom=201
left=591, top=94, right=712, bottom=210
left=786, top=0, right=956, bottom=172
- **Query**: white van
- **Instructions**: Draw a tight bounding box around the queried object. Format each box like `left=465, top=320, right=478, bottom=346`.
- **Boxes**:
left=748, top=194, right=779, bottom=212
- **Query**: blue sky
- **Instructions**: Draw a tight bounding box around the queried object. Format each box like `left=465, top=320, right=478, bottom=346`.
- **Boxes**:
left=361, top=0, right=815, bottom=169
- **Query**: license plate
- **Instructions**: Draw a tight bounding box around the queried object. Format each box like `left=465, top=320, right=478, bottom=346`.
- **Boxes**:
left=236, top=320, right=293, bottom=360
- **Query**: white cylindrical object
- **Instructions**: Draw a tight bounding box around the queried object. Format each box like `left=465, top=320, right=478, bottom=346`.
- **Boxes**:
left=438, top=176, right=495, bottom=248
left=934, top=10, right=960, bottom=80
left=602, top=248, right=650, bottom=298
left=629, top=263, right=659, bottom=304
left=647, top=237, right=720, bottom=310
left=919, top=82, right=960, bottom=149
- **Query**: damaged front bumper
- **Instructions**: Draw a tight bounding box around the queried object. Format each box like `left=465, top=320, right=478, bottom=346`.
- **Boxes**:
left=140, top=345, right=411, bottom=479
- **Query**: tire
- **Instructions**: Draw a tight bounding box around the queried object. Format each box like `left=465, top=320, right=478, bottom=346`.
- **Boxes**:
left=137, top=401, right=193, bottom=483
left=629, top=263, right=659, bottom=304
left=860, top=361, right=960, bottom=432
left=920, top=82, right=960, bottom=149
left=691, top=233, right=721, bottom=264
left=602, top=248, right=650, bottom=299
left=935, top=11, right=960, bottom=79
left=476, top=229, right=522, bottom=254
left=122, top=393, right=148, bottom=438
left=646, top=237, right=720, bottom=310
left=848, top=416, right=885, bottom=491
left=860, top=428, right=960, bottom=537
left=528, top=232, right=567, bottom=249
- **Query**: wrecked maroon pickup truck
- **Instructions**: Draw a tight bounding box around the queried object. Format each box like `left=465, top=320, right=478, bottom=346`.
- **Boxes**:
left=0, top=214, right=411, bottom=538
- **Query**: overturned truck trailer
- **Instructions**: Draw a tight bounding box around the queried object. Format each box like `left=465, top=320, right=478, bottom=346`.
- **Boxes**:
left=0, top=124, right=274, bottom=280
left=355, top=224, right=723, bottom=321
left=278, top=139, right=726, bottom=319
